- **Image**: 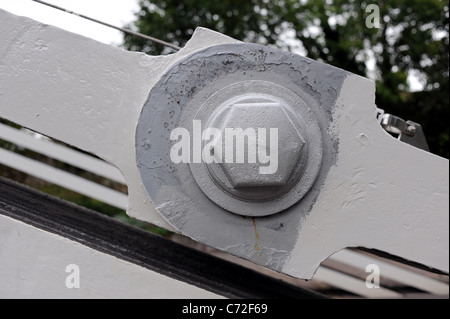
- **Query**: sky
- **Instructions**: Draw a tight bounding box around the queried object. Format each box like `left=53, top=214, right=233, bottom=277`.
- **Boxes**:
left=0, top=0, right=139, bottom=46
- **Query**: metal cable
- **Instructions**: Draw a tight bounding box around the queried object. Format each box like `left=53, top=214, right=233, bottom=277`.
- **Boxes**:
left=31, top=0, right=181, bottom=51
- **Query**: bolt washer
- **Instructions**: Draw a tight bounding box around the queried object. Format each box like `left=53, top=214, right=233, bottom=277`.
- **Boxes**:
left=188, top=80, right=323, bottom=216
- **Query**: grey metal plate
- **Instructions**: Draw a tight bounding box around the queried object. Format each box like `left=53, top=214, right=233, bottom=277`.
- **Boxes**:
left=136, top=43, right=347, bottom=271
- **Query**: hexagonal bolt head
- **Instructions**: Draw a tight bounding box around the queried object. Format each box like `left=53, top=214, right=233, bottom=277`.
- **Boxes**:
left=212, top=97, right=306, bottom=188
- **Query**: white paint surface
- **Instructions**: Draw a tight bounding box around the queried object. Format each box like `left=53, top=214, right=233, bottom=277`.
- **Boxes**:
left=0, top=8, right=237, bottom=231
left=329, top=250, right=449, bottom=295
left=314, top=267, right=401, bottom=298
left=283, top=74, right=449, bottom=278
left=0, top=8, right=447, bottom=281
left=0, top=214, right=222, bottom=299
left=0, top=123, right=125, bottom=184
left=0, top=148, right=128, bottom=209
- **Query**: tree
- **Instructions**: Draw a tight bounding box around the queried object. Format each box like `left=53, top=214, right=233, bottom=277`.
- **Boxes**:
left=124, top=0, right=449, bottom=158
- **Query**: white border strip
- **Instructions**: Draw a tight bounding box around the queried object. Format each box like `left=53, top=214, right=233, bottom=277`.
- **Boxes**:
left=0, top=148, right=128, bottom=210
left=330, top=249, right=449, bottom=295
left=0, top=123, right=125, bottom=184
left=314, top=267, right=402, bottom=298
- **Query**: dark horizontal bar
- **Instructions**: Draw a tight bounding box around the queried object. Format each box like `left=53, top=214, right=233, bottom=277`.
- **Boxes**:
left=0, top=177, right=325, bottom=299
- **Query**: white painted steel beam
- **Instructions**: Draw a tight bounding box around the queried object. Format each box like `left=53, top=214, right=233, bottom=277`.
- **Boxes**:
left=0, top=8, right=448, bottom=282
left=282, top=75, right=449, bottom=278
left=0, top=148, right=128, bottom=210
left=4, top=123, right=446, bottom=296
left=314, top=267, right=402, bottom=299
left=329, top=250, right=449, bottom=296
left=0, top=8, right=237, bottom=231
left=0, top=214, right=222, bottom=299
left=0, top=123, right=126, bottom=184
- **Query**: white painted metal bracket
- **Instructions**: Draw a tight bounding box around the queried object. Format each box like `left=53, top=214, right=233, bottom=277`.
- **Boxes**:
left=1, top=9, right=448, bottom=281
left=284, top=75, right=448, bottom=277
left=0, top=8, right=239, bottom=231
left=0, top=214, right=221, bottom=299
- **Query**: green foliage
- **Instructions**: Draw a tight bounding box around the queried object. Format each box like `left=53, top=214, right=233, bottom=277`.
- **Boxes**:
left=124, top=0, right=448, bottom=157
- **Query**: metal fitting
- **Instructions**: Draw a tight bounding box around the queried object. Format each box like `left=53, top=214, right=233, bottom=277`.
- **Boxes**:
left=189, top=80, right=322, bottom=216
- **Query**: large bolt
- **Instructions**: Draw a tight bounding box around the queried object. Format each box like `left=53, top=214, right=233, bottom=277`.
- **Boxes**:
left=209, top=95, right=306, bottom=192
left=188, top=80, right=322, bottom=216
